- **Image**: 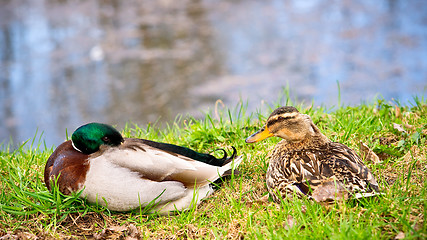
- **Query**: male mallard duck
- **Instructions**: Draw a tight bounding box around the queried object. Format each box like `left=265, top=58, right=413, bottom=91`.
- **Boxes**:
left=44, top=123, right=241, bottom=214
left=246, top=106, right=379, bottom=202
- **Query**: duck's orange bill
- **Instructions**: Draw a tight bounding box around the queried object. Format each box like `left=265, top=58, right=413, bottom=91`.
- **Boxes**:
left=245, top=127, right=274, bottom=143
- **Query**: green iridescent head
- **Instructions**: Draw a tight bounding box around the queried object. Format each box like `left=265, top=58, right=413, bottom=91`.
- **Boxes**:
left=71, top=123, right=124, bottom=154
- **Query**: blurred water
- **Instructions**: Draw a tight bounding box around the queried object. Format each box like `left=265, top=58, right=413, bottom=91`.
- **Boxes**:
left=0, top=0, right=426, bottom=148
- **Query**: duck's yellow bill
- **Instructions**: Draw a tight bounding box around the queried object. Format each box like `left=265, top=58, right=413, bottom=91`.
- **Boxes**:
left=245, top=127, right=273, bottom=143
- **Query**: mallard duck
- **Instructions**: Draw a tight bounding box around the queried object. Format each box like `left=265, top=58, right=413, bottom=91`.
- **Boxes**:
left=44, top=123, right=241, bottom=214
left=246, top=106, right=379, bottom=202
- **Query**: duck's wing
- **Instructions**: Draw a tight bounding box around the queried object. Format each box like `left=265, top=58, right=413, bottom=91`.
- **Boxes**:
left=324, top=142, right=379, bottom=193
left=266, top=146, right=324, bottom=200
left=275, top=143, right=379, bottom=201
left=102, top=138, right=242, bottom=188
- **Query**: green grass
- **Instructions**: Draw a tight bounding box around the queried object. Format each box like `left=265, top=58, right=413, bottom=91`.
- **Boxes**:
left=1, top=96, right=426, bottom=239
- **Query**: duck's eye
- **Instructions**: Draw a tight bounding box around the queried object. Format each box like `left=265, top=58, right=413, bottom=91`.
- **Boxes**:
left=102, top=136, right=110, bottom=143
left=278, top=116, right=288, bottom=121
left=279, top=115, right=294, bottom=121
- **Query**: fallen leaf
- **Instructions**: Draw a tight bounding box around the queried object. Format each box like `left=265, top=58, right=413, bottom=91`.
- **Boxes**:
left=0, top=232, right=17, bottom=240
left=93, top=229, right=107, bottom=240
left=393, top=123, right=406, bottom=133
left=359, top=142, right=381, bottom=164
left=255, top=194, right=269, bottom=204
left=312, top=179, right=348, bottom=202
left=394, top=231, right=405, bottom=239
left=109, top=225, right=127, bottom=232
left=94, top=225, right=141, bottom=240
left=413, top=221, right=422, bottom=232
left=373, top=107, right=378, bottom=114
left=126, top=224, right=141, bottom=240
left=16, top=232, right=36, bottom=239
left=283, top=215, right=296, bottom=230
left=395, top=105, right=401, bottom=118
left=301, top=205, right=307, bottom=213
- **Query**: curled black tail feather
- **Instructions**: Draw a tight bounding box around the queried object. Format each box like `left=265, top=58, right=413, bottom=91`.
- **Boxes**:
left=219, top=146, right=237, bottom=165
left=209, top=146, right=237, bottom=166
left=138, top=138, right=237, bottom=166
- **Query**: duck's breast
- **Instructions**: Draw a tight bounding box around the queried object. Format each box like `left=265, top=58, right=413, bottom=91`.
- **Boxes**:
left=44, top=140, right=89, bottom=195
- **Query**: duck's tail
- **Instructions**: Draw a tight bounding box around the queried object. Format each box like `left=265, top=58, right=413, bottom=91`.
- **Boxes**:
left=139, top=139, right=237, bottom=167
left=219, top=154, right=243, bottom=177
left=219, top=146, right=238, bottom=165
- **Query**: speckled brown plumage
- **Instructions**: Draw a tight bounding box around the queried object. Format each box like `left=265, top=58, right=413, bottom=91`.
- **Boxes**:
left=246, top=106, right=380, bottom=202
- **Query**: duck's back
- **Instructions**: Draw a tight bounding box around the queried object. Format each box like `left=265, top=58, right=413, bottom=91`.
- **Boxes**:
left=317, top=142, right=379, bottom=192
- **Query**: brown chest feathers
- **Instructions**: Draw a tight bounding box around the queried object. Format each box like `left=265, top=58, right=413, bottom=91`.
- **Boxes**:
left=44, top=140, right=90, bottom=195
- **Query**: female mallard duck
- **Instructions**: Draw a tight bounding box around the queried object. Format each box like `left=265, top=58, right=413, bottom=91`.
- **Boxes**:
left=246, top=106, right=379, bottom=202
left=44, top=123, right=241, bottom=214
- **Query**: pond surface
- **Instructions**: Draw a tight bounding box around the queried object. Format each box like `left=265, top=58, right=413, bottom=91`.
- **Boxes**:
left=1, top=0, right=426, bottom=148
